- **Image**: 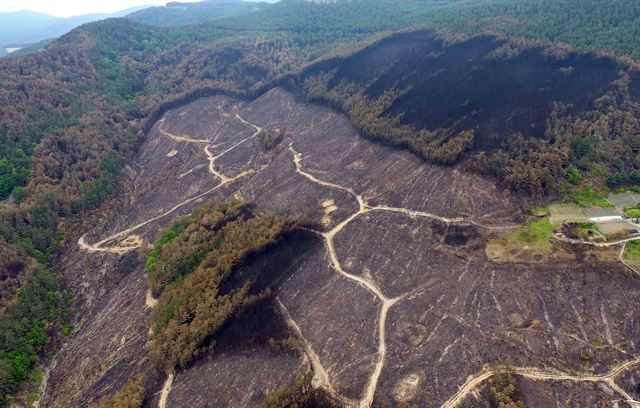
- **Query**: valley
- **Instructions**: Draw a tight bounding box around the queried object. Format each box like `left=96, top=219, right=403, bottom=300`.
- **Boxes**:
left=39, top=88, right=640, bottom=407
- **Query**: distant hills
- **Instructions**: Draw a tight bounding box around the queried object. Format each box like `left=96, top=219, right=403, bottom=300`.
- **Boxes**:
left=0, top=6, right=148, bottom=55
left=0, top=1, right=271, bottom=57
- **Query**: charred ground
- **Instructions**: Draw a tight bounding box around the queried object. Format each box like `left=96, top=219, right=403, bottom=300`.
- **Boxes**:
left=298, top=31, right=624, bottom=150
left=36, top=88, right=640, bottom=408
left=286, top=30, right=640, bottom=196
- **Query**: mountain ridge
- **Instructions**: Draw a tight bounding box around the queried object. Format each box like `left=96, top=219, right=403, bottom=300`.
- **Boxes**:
left=0, top=5, right=150, bottom=52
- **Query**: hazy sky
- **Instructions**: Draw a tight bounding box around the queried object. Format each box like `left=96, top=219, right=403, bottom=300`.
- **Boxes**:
left=0, top=0, right=177, bottom=18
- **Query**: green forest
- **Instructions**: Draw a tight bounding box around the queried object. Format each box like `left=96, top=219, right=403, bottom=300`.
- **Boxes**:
left=144, top=200, right=297, bottom=371
left=89, top=375, right=146, bottom=408
left=1, top=0, right=640, bottom=403
left=126, top=1, right=270, bottom=27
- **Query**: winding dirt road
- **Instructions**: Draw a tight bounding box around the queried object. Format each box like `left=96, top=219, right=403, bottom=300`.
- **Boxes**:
left=158, top=371, right=174, bottom=408
left=441, top=358, right=640, bottom=408
left=288, top=142, right=640, bottom=407
left=78, top=111, right=263, bottom=408
left=288, top=142, right=517, bottom=407
left=554, top=233, right=640, bottom=248
left=77, top=112, right=262, bottom=254
left=275, top=298, right=354, bottom=404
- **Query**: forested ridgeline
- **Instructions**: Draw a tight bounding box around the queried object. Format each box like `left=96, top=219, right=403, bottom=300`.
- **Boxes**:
left=144, top=200, right=299, bottom=371
left=207, top=0, right=640, bottom=59
left=126, top=1, right=270, bottom=27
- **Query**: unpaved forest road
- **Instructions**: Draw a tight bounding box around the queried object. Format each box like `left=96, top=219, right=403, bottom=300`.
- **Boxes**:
left=441, top=357, right=640, bottom=408
left=158, top=371, right=174, bottom=408
left=289, top=142, right=640, bottom=407
left=80, top=108, right=261, bottom=408
left=276, top=299, right=343, bottom=400
left=555, top=234, right=640, bottom=277
left=555, top=233, right=640, bottom=248
left=77, top=110, right=262, bottom=254
left=289, top=142, right=465, bottom=408
left=77, top=105, right=640, bottom=408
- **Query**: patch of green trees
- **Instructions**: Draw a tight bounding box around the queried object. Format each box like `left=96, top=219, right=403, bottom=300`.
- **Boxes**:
left=145, top=200, right=298, bottom=371
left=90, top=375, right=146, bottom=408
left=0, top=267, right=61, bottom=405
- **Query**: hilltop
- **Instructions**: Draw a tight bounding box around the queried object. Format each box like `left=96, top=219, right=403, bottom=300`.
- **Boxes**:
left=0, top=6, right=148, bottom=54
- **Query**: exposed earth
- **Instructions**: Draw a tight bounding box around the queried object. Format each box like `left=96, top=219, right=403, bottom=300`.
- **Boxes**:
left=40, top=88, right=640, bottom=407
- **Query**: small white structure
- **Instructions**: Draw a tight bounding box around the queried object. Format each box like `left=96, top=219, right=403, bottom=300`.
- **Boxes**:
left=588, top=215, right=623, bottom=223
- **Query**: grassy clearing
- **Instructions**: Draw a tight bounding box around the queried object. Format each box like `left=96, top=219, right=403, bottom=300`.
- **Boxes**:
left=564, top=186, right=613, bottom=208
left=574, top=222, right=600, bottom=236
left=508, top=218, right=553, bottom=247
left=528, top=206, right=549, bottom=217
left=624, top=241, right=640, bottom=266
left=563, top=221, right=605, bottom=241
left=548, top=203, right=587, bottom=225
left=486, top=217, right=555, bottom=262
left=575, top=222, right=597, bottom=233
left=624, top=207, right=640, bottom=218
left=144, top=216, right=189, bottom=272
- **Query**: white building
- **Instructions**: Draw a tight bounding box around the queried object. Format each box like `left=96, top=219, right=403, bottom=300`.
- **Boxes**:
left=588, top=215, right=623, bottom=223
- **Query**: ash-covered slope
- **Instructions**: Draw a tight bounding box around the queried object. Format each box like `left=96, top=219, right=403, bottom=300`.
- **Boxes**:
left=40, top=88, right=640, bottom=408
left=285, top=30, right=640, bottom=196
left=294, top=30, right=626, bottom=151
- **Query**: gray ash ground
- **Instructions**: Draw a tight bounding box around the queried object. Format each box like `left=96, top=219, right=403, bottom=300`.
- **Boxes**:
left=42, top=88, right=640, bottom=408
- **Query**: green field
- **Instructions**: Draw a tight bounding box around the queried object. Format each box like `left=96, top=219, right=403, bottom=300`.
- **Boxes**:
left=564, top=187, right=613, bottom=208
left=624, top=241, right=640, bottom=266
left=509, top=218, right=553, bottom=247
